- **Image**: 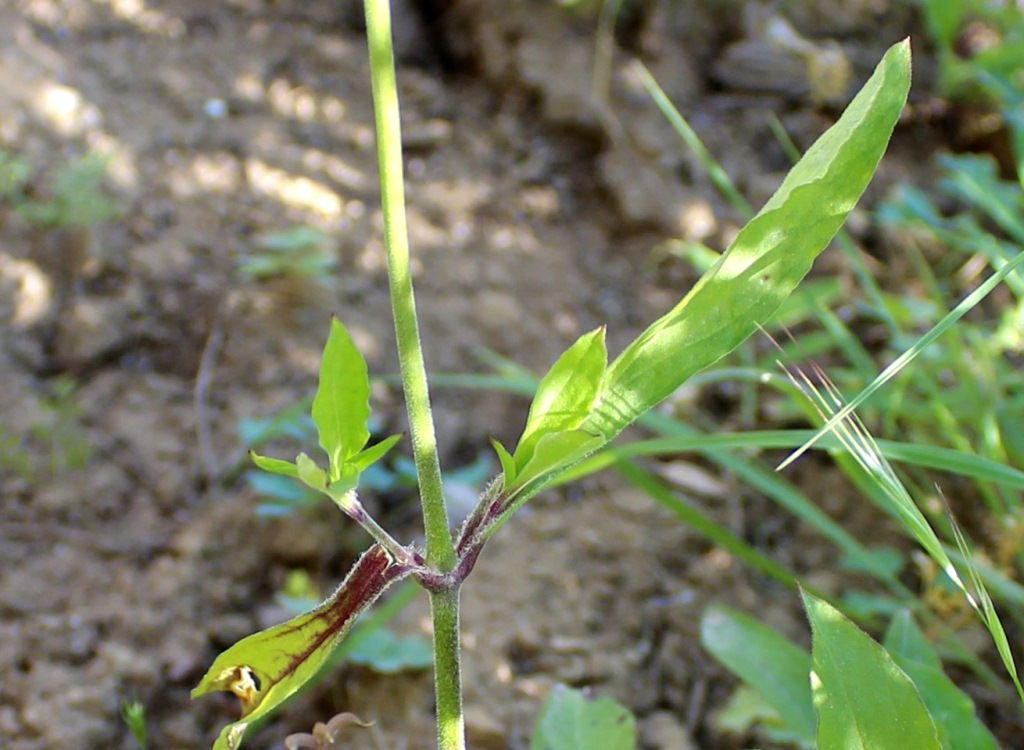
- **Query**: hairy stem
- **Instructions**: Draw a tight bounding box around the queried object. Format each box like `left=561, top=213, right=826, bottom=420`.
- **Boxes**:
left=363, top=0, right=454, bottom=569
left=430, top=586, right=464, bottom=750
left=363, top=2, right=464, bottom=749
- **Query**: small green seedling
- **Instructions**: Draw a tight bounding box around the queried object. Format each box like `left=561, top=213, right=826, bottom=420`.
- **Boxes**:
left=121, top=699, right=149, bottom=750
left=238, top=226, right=336, bottom=286
left=191, top=3, right=911, bottom=746
left=1, top=375, right=91, bottom=482
left=15, top=152, right=117, bottom=229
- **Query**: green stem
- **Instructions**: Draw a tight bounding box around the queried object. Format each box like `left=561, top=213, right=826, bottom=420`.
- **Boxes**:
left=363, top=0, right=455, bottom=571
left=364, top=3, right=464, bottom=749
left=430, top=586, right=465, bottom=750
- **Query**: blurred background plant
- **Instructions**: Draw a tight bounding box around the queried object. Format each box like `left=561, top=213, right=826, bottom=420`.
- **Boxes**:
left=237, top=226, right=337, bottom=287
left=0, top=375, right=91, bottom=482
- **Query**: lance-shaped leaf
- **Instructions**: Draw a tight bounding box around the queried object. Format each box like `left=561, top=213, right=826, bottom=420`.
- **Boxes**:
left=250, top=451, right=298, bottom=478
left=192, top=544, right=415, bottom=750
left=513, top=327, right=606, bottom=470
left=312, top=317, right=372, bottom=480
left=349, top=433, right=403, bottom=472
left=802, top=589, right=941, bottom=750
left=583, top=40, right=911, bottom=441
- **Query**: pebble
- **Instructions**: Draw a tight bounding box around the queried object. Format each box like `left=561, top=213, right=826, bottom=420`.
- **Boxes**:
left=641, top=710, right=698, bottom=750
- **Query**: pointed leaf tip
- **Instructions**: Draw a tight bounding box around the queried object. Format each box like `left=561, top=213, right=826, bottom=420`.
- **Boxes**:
left=311, top=318, right=372, bottom=479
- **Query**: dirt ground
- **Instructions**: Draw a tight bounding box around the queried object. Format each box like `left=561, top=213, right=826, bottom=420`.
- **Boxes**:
left=0, top=1, right=993, bottom=749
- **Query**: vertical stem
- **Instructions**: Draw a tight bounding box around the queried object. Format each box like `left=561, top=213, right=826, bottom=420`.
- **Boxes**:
left=363, top=0, right=455, bottom=572
left=431, top=586, right=465, bottom=749
left=363, top=2, right=464, bottom=749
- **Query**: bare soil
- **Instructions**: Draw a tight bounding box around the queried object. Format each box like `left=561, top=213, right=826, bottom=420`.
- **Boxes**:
left=0, top=2, right=997, bottom=749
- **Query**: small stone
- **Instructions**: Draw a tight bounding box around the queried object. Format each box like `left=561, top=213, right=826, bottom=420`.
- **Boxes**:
left=464, top=705, right=505, bottom=749
left=53, top=296, right=131, bottom=367
left=641, top=710, right=697, bottom=750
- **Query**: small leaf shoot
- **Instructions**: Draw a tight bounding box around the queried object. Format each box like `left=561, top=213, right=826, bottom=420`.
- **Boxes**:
left=311, top=318, right=372, bottom=480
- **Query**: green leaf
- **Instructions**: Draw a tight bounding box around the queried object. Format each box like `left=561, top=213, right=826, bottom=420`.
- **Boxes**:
left=295, top=452, right=327, bottom=492
left=344, top=628, right=433, bottom=674
left=530, top=684, right=636, bottom=750
left=192, top=544, right=414, bottom=750
left=883, top=611, right=1000, bottom=750
left=802, top=590, right=941, bottom=750
left=311, top=317, right=372, bottom=480
left=701, top=605, right=816, bottom=746
left=249, top=451, right=298, bottom=478
left=715, top=685, right=811, bottom=747
left=324, top=466, right=361, bottom=513
left=491, top=438, right=517, bottom=489
left=513, top=327, right=606, bottom=469
left=512, top=429, right=604, bottom=492
left=585, top=40, right=911, bottom=440
left=349, top=434, right=403, bottom=472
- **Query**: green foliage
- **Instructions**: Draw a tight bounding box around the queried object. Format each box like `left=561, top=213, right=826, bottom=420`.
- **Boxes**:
left=530, top=684, right=636, bottom=750
left=587, top=43, right=908, bottom=441
left=1, top=375, right=91, bottom=481
left=473, top=41, right=911, bottom=542
left=883, top=611, right=1000, bottom=750
left=344, top=627, right=433, bottom=673
left=194, top=24, right=914, bottom=750
left=250, top=318, right=402, bottom=517
left=508, top=326, right=606, bottom=484
left=918, top=0, right=1024, bottom=103
left=14, top=152, right=117, bottom=228
left=0, top=150, right=31, bottom=202
left=803, top=591, right=942, bottom=750
left=312, top=317, right=373, bottom=479
left=238, top=226, right=335, bottom=285
left=701, top=605, right=815, bottom=746
left=121, top=699, right=149, bottom=750
left=706, top=598, right=1001, bottom=749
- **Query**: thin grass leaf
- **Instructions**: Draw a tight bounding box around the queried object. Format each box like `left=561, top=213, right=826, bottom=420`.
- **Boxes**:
left=947, top=513, right=1024, bottom=704
left=635, top=61, right=752, bottom=216
left=784, top=361, right=971, bottom=598
left=784, top=361, right=1024, bottom=704
left=781, top=251, right=1024, bottom=469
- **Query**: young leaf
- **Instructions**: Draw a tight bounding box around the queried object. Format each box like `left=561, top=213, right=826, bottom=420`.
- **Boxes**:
left=349, top=433, right=403, bottom=472
left=530, top=684, right=636, bottom=750
left=584, top=40, right=911, bottom=441
left=192, top=544, right=414, bottom=750
left=883, top=611, right=999, bottom=750
left=249, top=451, right=299, bottom=478
left=511, top=429, right=604, bottom=492
left=490, top=438, right=517, bottom=489
left=701, top=605, right=816, bottom=746
left=311, top=317, right=372, bottom=480
left=295, top=452, right=328, bottom=492
left=513, top=327, right=606, bottom=469
left=325, top=467, right=362, bottom=514
left=802, top=589, right=941, bottom=750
